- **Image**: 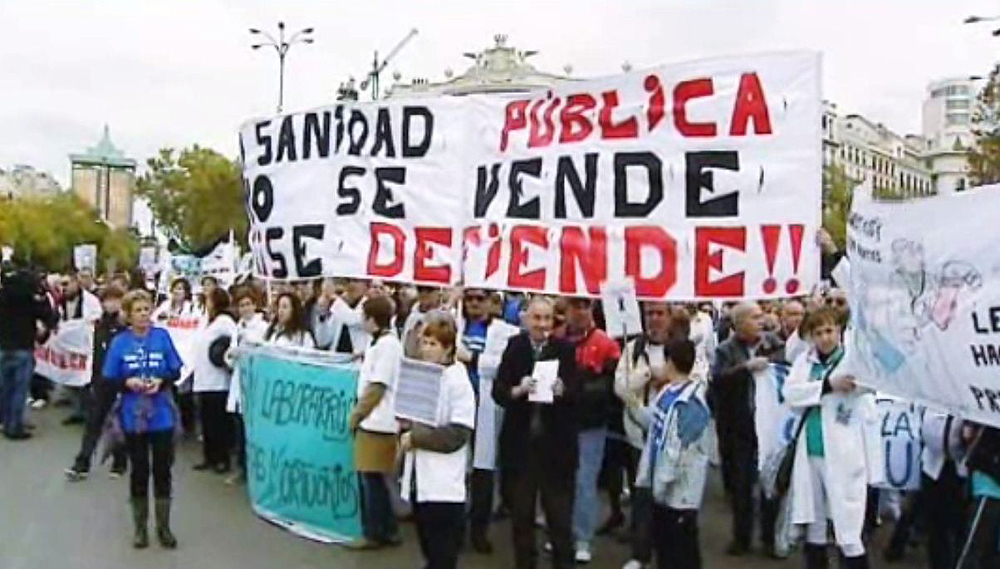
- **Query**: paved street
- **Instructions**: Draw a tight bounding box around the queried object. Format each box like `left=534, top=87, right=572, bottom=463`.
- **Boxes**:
left=1, top=406, right=919, bottom=569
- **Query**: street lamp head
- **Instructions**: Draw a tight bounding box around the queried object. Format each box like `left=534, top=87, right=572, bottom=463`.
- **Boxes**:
left=302, top=27, right=314, bottom=34
left=251, top=44, right=263, bottom=49
left=993, top=27, right=1000, bottom=36
left=965, top=15, right=982, bottom=24
left=303, top=38, right=314, bottom=44
left=249, top=28, right=260, bottom=34
left=278, top=21, right=285, bottom=29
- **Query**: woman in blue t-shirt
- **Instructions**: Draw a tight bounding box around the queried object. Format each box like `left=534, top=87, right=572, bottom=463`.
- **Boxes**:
left=103, top=289, right=183, bottom=550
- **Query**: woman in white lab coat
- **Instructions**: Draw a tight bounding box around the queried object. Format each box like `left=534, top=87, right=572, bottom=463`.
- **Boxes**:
left=782, top=307, right=883, bottom=569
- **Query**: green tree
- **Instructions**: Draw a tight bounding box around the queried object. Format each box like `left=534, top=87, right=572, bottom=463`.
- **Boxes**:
left=822, top=163, right=856, bottom=249
left=969, top=63, right=1000, bottom=185
left=136, top=145, right=245, bottom=251
left=0, top=193, right=138, bottom=273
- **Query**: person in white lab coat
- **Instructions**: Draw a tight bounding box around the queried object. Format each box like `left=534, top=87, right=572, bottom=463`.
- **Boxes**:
left=399, top=314, right=476, bottom=569
left=224, top=286, right=269, bottom=485
left=456, top=288, right=520, bottom=553
left=782, top=307, right=883, bottom=569
left=191, top=287, right=238, bottom=474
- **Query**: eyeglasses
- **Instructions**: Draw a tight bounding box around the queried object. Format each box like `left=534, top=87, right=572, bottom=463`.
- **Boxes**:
left=464, top=295, right=485, bottom=302
left=825, top=298, right=848, bottom=307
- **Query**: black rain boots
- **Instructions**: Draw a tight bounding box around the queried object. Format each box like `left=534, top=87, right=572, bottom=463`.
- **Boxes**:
left=131, top=498, right=149, bottom=549
left=155, top=498, right=178, bottom=549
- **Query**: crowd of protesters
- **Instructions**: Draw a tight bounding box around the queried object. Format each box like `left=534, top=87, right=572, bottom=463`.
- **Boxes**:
left=2, top=245, right=1000, bottom=569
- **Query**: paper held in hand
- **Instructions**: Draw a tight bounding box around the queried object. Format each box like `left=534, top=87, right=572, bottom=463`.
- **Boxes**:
left=395, top=357, right=444, bottom=426
left=529, top=360, right=559, bottom=404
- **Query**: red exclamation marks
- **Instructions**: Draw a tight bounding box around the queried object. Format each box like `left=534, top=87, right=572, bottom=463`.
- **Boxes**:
left=760, top=225, right=781, bottom=294
left=786, top=224, right=804, bottom=294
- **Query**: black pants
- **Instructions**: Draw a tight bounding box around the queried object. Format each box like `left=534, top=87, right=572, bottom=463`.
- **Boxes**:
left=125, top=430, right=174, bottom=499
left=232, top=413, right=246, bottom=474
left=415, top=502, right=464, bottom=569
left=723, top=447, right=773, bottom=547
left=197, top=391, right=231, bottom=468
left=73, top=380, right=126, bottom=471
left=924, top=463, right=966, bottom=569
left=177, top=379, right=196, bottom=435
left=469, top=468, right=494, bottom=538
left=652, top=505, right=701, bottom=569
left=630, top=487, right=654, bottom=563
left=505, top=457, right=575, bottom=569
left=601, top=436, right=636, bottom=517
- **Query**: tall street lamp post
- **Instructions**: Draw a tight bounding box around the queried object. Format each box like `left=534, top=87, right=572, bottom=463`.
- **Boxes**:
left=250, top=21, right=314, bottom=113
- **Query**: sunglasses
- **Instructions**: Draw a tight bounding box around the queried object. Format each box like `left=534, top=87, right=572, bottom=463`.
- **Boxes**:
left=826, top=298, right=847, bottom=307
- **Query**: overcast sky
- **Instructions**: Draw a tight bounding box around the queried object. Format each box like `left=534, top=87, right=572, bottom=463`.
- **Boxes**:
left=2, top=0, right=998, bottom=188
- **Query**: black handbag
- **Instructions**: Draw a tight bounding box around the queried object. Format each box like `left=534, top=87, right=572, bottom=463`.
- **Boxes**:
left=773, top=349, right=845, bottom=498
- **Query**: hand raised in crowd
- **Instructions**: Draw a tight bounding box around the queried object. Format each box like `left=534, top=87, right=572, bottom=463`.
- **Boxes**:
left=125, top=377, right=147, bottom=393
left=829, top=374, right=857, bottom=393
left=746, top=356, right=770, bottom=373
left=399, top=431, right=413, bottom=453
left=143, top=378, right=163, bottom=395
left=816, top=227, right=838, bottom=255
left=552, top=378, right=565, bottom=398
left=513, top=375, right=537, bottom=399
left=455, top=344, right=473, bottom=364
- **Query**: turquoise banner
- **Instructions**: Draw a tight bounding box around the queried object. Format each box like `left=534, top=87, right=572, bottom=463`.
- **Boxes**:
left=239, top=344, right=361, bottom=543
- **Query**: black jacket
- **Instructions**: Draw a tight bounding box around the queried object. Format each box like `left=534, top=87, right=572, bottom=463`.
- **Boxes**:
left=0, top=272, right=55, bottom=351
left=92, top=311, right=127, bottom=383
left=492, top=333, right=580, bottom=477
left=709, top=333, right=783, bottom=457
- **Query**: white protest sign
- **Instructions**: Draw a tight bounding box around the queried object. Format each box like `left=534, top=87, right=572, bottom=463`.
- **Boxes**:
left=876, top=399, right=922, bottom=491
left=463, top=52, right=822, bottom=300
left=74, top=244, right=97, bottom=272
left=600, top=279, right=643, bottom=339
left=239, top=99, right=468, bottom=285
left=34, top=320, right=93, bottom=386
left=529, top=360, right=559, bottom=403
left=848, top=187, right=1000, bottom=428
left=395, top=357, right=444, bottom=426
left=139, top=246, right=159, bottom=275
left=152, top=303, right=204, bottom=381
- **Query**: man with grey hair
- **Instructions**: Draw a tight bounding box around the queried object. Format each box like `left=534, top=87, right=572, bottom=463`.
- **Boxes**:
left=710, top=301, right=783, bottom=557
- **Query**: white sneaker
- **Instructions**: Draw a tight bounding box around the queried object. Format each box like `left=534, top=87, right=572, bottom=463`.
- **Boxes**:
left=622, top=560, right=646, bottom=569
left=575, top=542, right=592, bottom=564
left=31, top=399, right=47, bottom=409
left=543, top=541, right=553, bottom=553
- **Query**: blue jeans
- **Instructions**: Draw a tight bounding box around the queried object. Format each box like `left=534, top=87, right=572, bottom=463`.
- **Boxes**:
left=0, top=351, right=35, bottom=435
left=359, top=472, right=399, bottom=543
left=573, top=427, right=607, bottom=546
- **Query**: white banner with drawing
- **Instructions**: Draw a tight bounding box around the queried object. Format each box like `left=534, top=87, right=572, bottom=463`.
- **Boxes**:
left=847, top=186, right=1000, bottom=428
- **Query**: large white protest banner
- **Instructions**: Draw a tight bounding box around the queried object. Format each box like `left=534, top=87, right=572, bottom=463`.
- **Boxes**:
left=35, top=320, right=93, bottom=387
left=754, top=363, right=797, bottom=471
left=238, top=52, right=821, bottom=300
left=848, top=186, right=1000, bottom=428
left=239, top=99, right=467, bottom=285
left=463, top=52, right=822, bottom=299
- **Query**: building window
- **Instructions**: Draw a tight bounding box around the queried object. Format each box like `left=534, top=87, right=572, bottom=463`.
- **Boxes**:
left=946, top=114, right=969, bottom=126
left=946, top=99, right=970, bottom=110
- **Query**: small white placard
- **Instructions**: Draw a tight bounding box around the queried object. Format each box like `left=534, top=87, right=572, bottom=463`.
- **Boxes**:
left=600, top=279, right=643, bottom=339
left=529, top=360, right=559, bottom=404
left=395, top=357, right=444, bottom=426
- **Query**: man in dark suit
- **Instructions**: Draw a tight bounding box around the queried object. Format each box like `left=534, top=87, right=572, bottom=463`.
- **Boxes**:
left=493, top=297, right=579, bottom=569
left=710, top=301, right=783, bottom=557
